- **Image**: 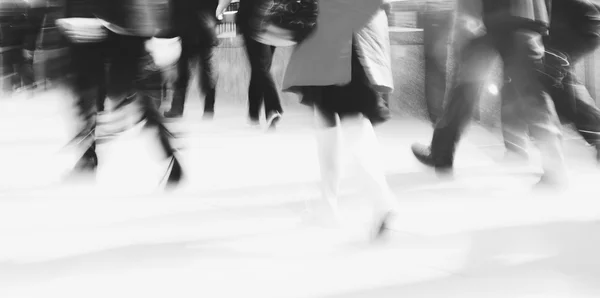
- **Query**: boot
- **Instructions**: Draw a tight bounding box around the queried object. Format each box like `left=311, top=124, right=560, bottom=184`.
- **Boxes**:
left=411, top=143, right=454, bottom=175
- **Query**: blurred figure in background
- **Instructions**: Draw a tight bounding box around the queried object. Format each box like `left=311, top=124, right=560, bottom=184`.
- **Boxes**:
left=411, top=0, right=568, bottom=188
left=163, top=0, right=228, bottom=119
left=502, top=0, right=600, bottom=163
left=23, top=0, right=73, bottom=92
left=0, top=0, right=32, bottom=94
left=59, top=0, right=183, bottom=187
left=283, top=0, right=398, bottom=239
left=237, top=0, right=283, bottom=129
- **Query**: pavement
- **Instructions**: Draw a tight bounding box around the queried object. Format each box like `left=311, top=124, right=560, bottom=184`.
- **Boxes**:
left=0, top=89, right=599, bottom=298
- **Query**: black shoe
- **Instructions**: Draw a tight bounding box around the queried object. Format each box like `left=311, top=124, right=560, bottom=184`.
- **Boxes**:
left=164, top=110, right=183, bottom=119
left=163, top=156, right=184, bottom=190
left=411, top=143, right=453, bottom=175
left=75, top=149, right=98, bottom=173
left=66, top=149, right=98, bottom=181
left=203, top=110, right=214, bottom=120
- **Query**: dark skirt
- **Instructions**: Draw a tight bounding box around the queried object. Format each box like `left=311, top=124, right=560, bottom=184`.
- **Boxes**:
left=296, top=43, right=390, bottom=126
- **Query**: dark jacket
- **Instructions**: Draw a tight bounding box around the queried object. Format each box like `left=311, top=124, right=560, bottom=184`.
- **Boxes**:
left=174, top=0, right=219, bottom=47
left=236, top=0, right=266, bottom=36
left=0, top=0, right=29, bottom=47
left=481, top=0, right=552, bottom=34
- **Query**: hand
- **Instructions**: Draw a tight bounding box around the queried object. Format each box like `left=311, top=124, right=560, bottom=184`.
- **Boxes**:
left=457, top=15, right=485, bottom=37
left=145, top=37, right=182, bottom=68
left=216, top=0, right=233, bottom=20
left=23, top=49, right=33, bottom=61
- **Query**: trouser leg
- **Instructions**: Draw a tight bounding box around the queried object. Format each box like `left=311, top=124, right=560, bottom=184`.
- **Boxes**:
left=67, top=42, right=105, bottom=164
left=243, top=36, right=282, bottom=121
left=198, top=46, right=216, bottom=114
left=499, top=29, right=566, bottom=180
left=168, top=46, right=192, bottom=115
left=429, top=36, right=493, bottom=165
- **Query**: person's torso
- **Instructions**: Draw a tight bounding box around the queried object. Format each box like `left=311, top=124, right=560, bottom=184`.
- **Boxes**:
left=481, top=0, right=551, bottom=33
left=65, top=0, right=176, bottom=37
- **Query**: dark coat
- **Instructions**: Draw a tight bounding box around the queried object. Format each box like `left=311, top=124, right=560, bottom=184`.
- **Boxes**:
left=236, top=0, right=267, bottom=36
left=174, top=0, right=219, bottom=48
left=282, top=0, right=386, bottom=89
left=480, top=0, right=552, bottom=34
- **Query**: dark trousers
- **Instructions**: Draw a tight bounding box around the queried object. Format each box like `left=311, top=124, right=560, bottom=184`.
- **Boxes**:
left=170, top=43, right=216, bottom=114
left=431, top=29, right=560, bottom=164
left=67, top=32, right=175, bottom=159
left=243, top=35, right=282, bottom=121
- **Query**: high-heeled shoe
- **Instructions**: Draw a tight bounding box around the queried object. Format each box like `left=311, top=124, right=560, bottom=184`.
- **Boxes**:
left=64, top=148, right=98, bottom=181
left=371, top=211, right=394, bottom=241
left=162, top=155, right=184, bottom=190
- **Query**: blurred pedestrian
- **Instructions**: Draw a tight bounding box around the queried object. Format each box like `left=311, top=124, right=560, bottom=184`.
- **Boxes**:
left=283, top=0, right=398, bottom=239
left=411, top=0, right=568, bottom=188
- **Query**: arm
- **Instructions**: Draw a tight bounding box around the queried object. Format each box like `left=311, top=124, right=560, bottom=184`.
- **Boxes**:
left=216, top=0, right=233, bottom=20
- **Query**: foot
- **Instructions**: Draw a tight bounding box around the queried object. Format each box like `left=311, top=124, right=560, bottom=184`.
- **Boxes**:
left=65, top=149, right=98, bottom=181
left=203, top=110, right=214, bottom=120
left=266, top=112, right=282, bottom=131
left=164, top=110, right=183, bottom=119
left=371, top=211, right=394, bottom=241
left=248, top=119, right=261, bottom=128
left=534, top=173, right=568, bottom=191
left=411, top=143, right=453, bottom=175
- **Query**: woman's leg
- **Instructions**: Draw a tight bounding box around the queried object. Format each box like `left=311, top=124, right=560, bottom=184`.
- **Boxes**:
left=313, top=101, right=343, bottom=220
left=243, top=36, right=282, bottom=123
left=340, top=114, right=398, bottom=236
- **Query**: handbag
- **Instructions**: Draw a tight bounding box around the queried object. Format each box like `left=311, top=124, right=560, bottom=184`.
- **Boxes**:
left=255, top=0, right=318, bottom=46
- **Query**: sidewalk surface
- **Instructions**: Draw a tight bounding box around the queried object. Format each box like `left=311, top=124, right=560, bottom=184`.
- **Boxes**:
left=0, top=90, right=599, bottom=298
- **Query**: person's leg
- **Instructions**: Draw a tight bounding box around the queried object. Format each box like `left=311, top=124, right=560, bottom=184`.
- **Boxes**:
left=314, top=101, right=343, bottom=221
left=108, top=34, right=184, bottom=187
left=412, top=36, right=494, bottom=173
left=261, top=45, right=283, bottom=128
left=341, top=113, right=399, bottom=238
left=243, top=36, right=282, bottom=126
left=546, top=29, right=600, bottom=159
left=561, top=72, right=600, bottom=154
left=198, top=45, right=217, bottom=118
left=65, top=41, right=105, bottom=175
left=243, top=35, right=264, bottom=123
left=501, top=75, right=530, bottom=158
left=500, top=30, right=566, bottom=186
left=164, top=44, right=192, bottom=118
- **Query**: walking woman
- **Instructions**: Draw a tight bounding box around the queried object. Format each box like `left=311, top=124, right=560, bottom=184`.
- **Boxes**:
left=283, top=0, right=398, bottom=239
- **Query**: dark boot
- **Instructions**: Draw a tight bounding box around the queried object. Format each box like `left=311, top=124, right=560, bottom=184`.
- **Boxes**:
left=411, top=143, right=454, bottom=175
left=65, top=147, right=98, bottom=182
